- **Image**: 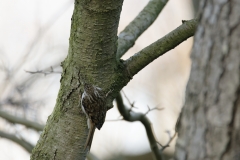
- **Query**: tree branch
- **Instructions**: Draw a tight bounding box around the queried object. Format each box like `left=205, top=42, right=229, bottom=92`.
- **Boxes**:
left=116, top=0, right=168, bottom=59
left=124, top=19, right=198, bottom=77
left=115, top=93, right=163, bottom=160
left=0, top=130, right=34, bottom=153
left=0, top=110, right=44, bottom=131
left=25, top=65, right=61, bottom=76
left=158, top=131, right=177, bottom=152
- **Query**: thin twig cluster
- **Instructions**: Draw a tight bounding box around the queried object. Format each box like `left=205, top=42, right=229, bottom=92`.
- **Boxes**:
left=115, top=92, right=177, bottom=160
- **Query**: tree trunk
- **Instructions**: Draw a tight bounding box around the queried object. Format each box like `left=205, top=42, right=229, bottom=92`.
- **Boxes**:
left=30, top=1, right=129, bottom=159
left=175, top=0, right=240, bottom=160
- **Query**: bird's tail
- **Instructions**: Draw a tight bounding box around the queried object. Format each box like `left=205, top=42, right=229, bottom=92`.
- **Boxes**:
left=84, top=124, right=95, bottom=151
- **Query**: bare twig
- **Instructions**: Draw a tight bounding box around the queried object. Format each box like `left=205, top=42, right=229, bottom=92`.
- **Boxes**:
left=25, top=66, right=61, bottom=76
left=117, top=0, right=168, bottom=59
left=158, top=131, right=177, bottom=152
left=115, top=93, right=163, bottom=160
left=0, top=110, right=44, bottom=131
left=0, top=130, right=34, bottom=153
left=144, top=105, right=164, bottom=116
left=122, top=90, right=164, bottom=116
left=125, top=19, right=198, bottom=77
left=122, top=91, right=137, bottom=110
left=13, top=0, right=73, bottom=73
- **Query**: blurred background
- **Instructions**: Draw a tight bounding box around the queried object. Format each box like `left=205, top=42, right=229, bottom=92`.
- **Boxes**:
left=0, top=0, right=196, bottom=159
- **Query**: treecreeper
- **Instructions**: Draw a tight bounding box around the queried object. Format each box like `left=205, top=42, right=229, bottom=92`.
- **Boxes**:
left=80, top=83, right=108, bottom=151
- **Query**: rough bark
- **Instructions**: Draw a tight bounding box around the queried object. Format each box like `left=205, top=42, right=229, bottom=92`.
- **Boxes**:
left=175, top=0, right=240, bottom=160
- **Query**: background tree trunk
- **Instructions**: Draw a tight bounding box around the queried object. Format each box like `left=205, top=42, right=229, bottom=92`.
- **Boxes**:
left=175, top=0, right=240, bottom=159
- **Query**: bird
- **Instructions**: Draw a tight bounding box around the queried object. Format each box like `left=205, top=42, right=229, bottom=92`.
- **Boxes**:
left=80, top=83, right=107, bottom=151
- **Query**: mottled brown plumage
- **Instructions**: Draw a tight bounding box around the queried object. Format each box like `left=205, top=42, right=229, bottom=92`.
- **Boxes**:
left=81, top=83, right=107, bottom=151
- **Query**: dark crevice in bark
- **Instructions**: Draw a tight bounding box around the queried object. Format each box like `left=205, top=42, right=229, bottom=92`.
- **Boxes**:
left=220, top=85, right=240, bottom=159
